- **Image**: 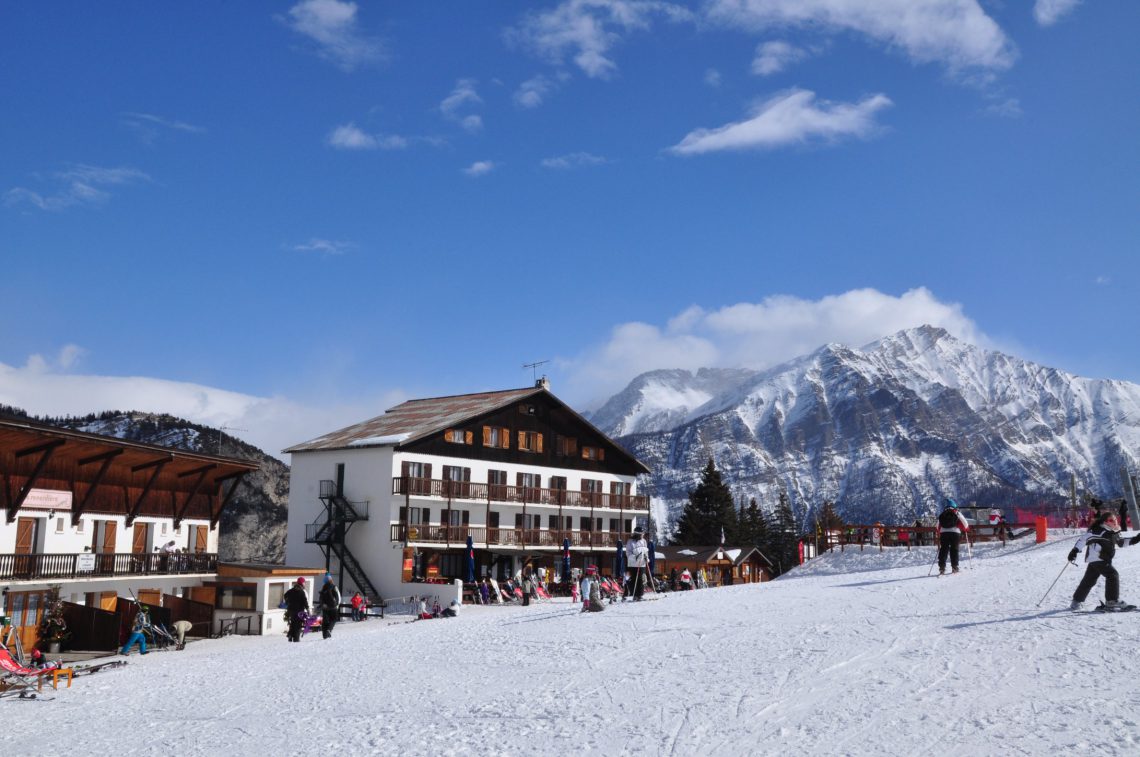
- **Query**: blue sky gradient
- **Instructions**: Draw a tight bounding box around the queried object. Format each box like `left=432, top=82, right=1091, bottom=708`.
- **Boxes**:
left=2, top=1, right=1137, bottom=455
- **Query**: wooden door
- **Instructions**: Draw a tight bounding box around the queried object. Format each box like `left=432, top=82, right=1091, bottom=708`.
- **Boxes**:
left=188, top=586, right=215, bottom=605
left=132, top=523, right=148, bottom=554
left=193, top=525, right=208, bottom=553
left=101, top=521, right=118, bottom=554
left=15, top=518, right=36, bottom=554
left=137, top=589, right=162, bottom=607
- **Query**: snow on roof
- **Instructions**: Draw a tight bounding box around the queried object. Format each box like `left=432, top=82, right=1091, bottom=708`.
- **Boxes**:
left=347, top=433, right=410, bottom=447
left=678, top=549, right=698, bottom=555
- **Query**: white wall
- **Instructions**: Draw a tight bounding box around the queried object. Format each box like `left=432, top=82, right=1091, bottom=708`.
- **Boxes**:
left=0, top=509, right=216, bottom=555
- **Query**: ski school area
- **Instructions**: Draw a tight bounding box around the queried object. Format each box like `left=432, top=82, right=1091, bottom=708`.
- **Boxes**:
left=4, top=530, right=1139, bottom=756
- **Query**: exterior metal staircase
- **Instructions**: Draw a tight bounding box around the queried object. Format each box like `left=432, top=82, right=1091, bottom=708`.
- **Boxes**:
left=304, top=480, right=382, bottom=605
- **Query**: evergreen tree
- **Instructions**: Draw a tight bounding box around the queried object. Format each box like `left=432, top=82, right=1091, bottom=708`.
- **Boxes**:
left=673, top=458, right=738, bottom=545
left=738, top=497, right=770, bottom=549
left=768, top=491, right=799, bottom=575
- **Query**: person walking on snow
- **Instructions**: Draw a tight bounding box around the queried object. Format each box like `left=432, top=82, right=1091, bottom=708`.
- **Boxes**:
left=120, top=606, right=151, bottom=656
left=1068, top=510, right=1140, bottom=611
left=936, top=499, right=970, bottom=575
left=284, top=577, right=309, bottom=642
left=319, top=574, right=341, bottom=639
left=625, top=527, right=650, bottom=600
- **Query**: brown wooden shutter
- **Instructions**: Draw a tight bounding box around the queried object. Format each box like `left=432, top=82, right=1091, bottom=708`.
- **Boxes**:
left=401, top=461, right=411, bottom=476
left=464, top=468, right=471, bottom=482
left=598, top=448, right=605, bottom=461
left=517, top=431, right=525, bottom=449
left=482, top=426, right=491, bottom=445
left=422, top=508, right=430, bottom=524
left=465, top=430, right=473, bottom=444
left=195, top=525, right=208, bottom=553
left=463, top=510, right=470, bottom=525
left=517, top=472, right=525, bottom=487
left=516, top=513, right=524, bottom=528
left=501, top=428, right=510, bottom=448
left=15, top=518, right=35, bottom=555
left=424, top=464, right=432, bottom=480
left=103, top=521, right=118, bottom=554
left=132, top=523, right=147, bottom=553
left=536, top=433, right=544, bottom=453
left=399, top=506, right=407, bottom=523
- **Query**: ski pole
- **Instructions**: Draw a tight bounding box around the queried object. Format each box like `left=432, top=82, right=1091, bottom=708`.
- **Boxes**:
left=965, top=531, right=974, bottom=569
left=926, top=547, right=940, bottom=577
left=1036, top=562, right=1071, bottom=608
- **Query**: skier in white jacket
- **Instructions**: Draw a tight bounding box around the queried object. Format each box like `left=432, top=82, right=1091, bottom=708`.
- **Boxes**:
left=625, top=527, right=650, bottom=600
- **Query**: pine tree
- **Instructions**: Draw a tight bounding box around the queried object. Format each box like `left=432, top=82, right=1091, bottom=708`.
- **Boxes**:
left=768, top=491, right=799, bottom=575
left=737, top=497, right=770, bottom=548
left=673, top=458, right=738, bottom=545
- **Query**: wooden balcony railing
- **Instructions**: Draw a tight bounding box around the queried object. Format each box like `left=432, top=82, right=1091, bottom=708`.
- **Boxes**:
left=390, top=524, right=628, bottom=549
left=0, top=552, right=218, bottom=581
left=392, top=477, right=647, bottom=510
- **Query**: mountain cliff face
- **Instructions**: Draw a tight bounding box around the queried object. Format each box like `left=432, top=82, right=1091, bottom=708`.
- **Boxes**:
left=589, top=326, right=1140, bottom=529
left=0, top=407, right=288, bottom=562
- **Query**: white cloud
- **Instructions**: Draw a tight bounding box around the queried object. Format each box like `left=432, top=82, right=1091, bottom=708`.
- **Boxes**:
left=121, top=112, right=204, bottom=143
left=327, top=122, right=378, bottom=149
left=507, top=0, right=693, bottom=79
left=1095, top=275, right=1110, bottom=286
left=540, top=152, right=608, bottom=169
left=562, top=287, right=985, bottom=405
left=752, top=40, right=808, bottom=75
left=0, top=349, right=405, bottom=460
left=669, top=88, right=891, bottom=155
left=285, top=0, right=384, bottom=71
left=984, top=97, right=1022, bottom=118
left=1034, top=0, right=1082, bottom=26
left=704, top=68, right=722, bottom=87
left=440, top=79, right=484, bottom=132
left=4, top=164, right=150, bottom=211
left=463, top=161, right=496, bottom=177
left=291, top=238, right=353, bottom=255
left=707, top=0, right=1015, bottom=73
left=515, top=75, right=557, bottom=108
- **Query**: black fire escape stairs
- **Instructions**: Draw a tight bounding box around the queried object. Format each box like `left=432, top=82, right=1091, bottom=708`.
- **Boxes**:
left=304, top=480, right=382, bottom=604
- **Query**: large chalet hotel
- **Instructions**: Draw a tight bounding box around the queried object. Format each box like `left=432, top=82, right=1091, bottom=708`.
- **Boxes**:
left=285, top=380, right=651, bottom=602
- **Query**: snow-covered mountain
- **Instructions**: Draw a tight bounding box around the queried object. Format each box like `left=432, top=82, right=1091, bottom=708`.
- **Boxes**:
left=0, top=406, right=288, bottom=562
left=589, top=326, right=1140, bottom=527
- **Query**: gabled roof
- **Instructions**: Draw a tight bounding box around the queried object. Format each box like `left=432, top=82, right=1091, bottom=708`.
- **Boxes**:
left=284, top=387, right=541, bottom=453
left=285, top=385, right=651, bottom=473
left=657, top=544, right=775, bottom=568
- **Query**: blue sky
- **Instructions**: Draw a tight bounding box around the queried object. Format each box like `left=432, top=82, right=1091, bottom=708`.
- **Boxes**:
left=2, top=0, right=1137, bottom=456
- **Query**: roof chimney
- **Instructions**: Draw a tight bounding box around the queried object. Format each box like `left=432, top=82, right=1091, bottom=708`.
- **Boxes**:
left=536, top=376, right=550, bottom=390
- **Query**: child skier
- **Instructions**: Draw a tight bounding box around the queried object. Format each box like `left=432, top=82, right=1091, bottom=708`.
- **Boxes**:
left=1068, top=510, right=1140, bottom=611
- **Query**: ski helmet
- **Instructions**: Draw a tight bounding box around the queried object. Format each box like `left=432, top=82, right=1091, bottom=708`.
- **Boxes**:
left=943, top=498, right=959, bottom=511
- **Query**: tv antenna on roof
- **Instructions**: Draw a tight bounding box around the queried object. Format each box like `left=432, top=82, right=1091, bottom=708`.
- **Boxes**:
left=522, top=360, right=550, bottom=383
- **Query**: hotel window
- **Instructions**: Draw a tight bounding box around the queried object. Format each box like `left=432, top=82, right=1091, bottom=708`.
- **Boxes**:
left=482, top=426, right=510, bottom=449
left=55, top=517, right=64, bottom=534
left=488, top=470, right=508, bottom=500
left=582, top=445, right=604, bottom=461
left=76, top=519, right=84, bottom=533
left=399, top=507, right=425, bottom=525
left=582, top=479, right=603, bottom=506
left=444, top=429, right=473, bottom=445
left=518, top=431, right=544, bottom=453
left=555, top=435, right=578, bottom=457
left=401, top=461, right=433, bottom=495
left=443, top=466, right=471, bottom=498
left=611, top=481, right=630, bottom=507
left=267, top=582, right=286, bottom=610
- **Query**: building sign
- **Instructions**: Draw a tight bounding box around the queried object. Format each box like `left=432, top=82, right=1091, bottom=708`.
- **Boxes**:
left=76, top=553, right=96, bottom=572
left=22, top=488, right=73, bottom=511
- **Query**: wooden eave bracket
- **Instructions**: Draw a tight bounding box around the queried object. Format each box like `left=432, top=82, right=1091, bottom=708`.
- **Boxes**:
left=73, top=448, right=124, bottom=527
left=125, top=456, right=171, bottom=526
left=5, top=438, right=66, bottom=524
left=174, top=464, right=216, bottom=529
left=210, top=471, right=248, bottom=529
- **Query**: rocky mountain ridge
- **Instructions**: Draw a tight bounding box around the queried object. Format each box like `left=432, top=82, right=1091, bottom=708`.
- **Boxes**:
left=589, top=326, right=1140, bottom=530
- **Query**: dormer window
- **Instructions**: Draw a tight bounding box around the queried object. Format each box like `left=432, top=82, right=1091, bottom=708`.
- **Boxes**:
left=518, top=431, right=544, bottom=453
left=444, top=429, right=473, bottom=445
left=482, top=426, right=510, bottom=449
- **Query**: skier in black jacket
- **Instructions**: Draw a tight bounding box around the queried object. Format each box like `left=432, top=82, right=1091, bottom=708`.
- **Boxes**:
left=936, top=499, right=970, bottom=575
left=1068, top=510, right=1140, bottom=611
left=284, top=578, right=309, bottom=642
left=318, top=574, right=341, bottom=639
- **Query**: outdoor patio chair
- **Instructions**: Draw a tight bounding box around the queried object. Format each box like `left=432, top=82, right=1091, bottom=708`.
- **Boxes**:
left=0, top=646, right=58, bottom=699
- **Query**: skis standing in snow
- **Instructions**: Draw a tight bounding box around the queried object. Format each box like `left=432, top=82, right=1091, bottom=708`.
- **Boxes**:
left=1068, top=510, right=1140, bottom=611
left=936, top=499, right=970, bottom=575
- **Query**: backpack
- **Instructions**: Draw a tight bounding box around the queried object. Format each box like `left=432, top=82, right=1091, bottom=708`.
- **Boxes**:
left=938, top=509, right=960, bottom=529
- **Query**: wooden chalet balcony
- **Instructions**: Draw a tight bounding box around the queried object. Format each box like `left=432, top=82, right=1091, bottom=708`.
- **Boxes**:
left=0, top=552, right=218, bottom=581
left=390, top=524, right=627, bottom=549
left=392, top=477, right=648, bottom=511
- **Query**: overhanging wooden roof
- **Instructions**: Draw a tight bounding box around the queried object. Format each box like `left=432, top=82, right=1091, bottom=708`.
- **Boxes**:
left=0, top=418, right=258, bottom=528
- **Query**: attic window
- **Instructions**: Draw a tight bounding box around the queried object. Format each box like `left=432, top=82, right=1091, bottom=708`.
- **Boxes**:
left=518, top=404, right=537, bottom=416
left=518, top=431, right=544, bottom=453
left=444, top=429, right=473, bottom=445
left=582, top=445, right=604, bottom=461
left=482, top=426, right=510, bottom=449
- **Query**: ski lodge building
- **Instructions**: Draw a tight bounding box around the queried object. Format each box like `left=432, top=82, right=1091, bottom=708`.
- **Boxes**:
left=0, top=417, right=316, bottom=652
left=284, top=380, right=651, bottom=606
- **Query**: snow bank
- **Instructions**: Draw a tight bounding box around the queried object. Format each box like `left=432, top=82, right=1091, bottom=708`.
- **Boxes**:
left=11, top=535, right=1140, bottom=756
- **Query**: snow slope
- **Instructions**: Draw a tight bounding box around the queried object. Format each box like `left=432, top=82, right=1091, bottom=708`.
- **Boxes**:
left=8, top=535, right=1140, bottom=756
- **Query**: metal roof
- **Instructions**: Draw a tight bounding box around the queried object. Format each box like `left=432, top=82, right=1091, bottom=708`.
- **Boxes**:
left=284, top=387, right=542, bottom=453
